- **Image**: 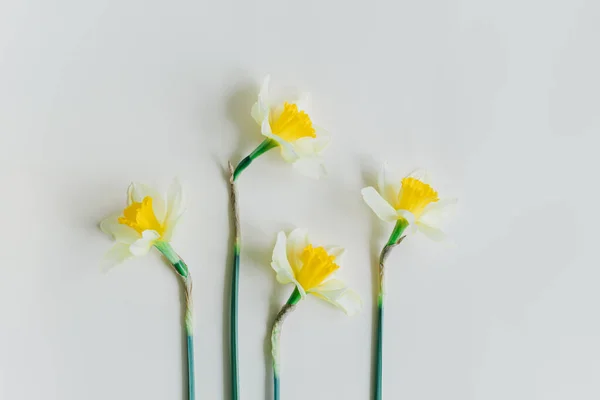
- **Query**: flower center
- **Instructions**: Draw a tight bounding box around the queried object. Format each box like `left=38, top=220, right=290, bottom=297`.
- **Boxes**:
left=396, top=177, right=439, bottom=218
left=118, top=196, right=165, bottom=236
left=296, top=245, right=339, bottom=291
left=269, top=102, right=316, bottom=142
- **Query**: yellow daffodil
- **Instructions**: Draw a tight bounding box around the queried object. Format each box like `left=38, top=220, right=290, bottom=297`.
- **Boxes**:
left=250, top=75, right=330, bottom=178
left=99, top=179, right=196, bottom=398
left=100, top=179, right=185, bottom=264
left=361, top=166, right=456, bottom=241
left=270, top=228, right=362, bottom=315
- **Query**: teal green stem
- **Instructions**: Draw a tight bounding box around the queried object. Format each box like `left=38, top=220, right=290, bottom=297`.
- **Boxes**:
left=154, top=241, right=195, bottom=400
left=187, top=333, right=195, bottom=400
left=375, top=300, right=383, bottom=400
left=273, top=374, right=280, bottom=400
left=272, top=288, right=302, bottom=400
left=230, top=240, right=240, bottom=400
left=374, top=219, right=408, bottom=400
left=232, top=139, right=278, bottom=181
left=228, top=138, right=277, bottom=400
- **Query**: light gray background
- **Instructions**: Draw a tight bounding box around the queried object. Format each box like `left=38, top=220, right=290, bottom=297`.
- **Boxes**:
left=1, top=1, right=599, bottom=399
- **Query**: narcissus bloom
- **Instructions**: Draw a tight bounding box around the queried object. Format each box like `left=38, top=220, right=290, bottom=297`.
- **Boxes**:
left=361, top=166, right=456, bottom=241
left=250, top=75, right=330, bottom=178
left=99, top=179, right=195, bottom=397
left=100, top=179, right=185, bottom=264
left=270, top=228, right=362, bottom=315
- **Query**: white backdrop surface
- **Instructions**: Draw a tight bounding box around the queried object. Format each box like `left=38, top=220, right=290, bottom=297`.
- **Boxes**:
left=1, top=1, right=599, bottom=399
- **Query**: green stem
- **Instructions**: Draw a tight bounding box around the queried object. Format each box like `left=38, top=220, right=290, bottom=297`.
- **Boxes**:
left=154, top=241, right=189, bottom=278
left=187, top=333, right=195, bottom=400
left=228, top=138, right=277, bottom=400
left=154, top=241, right=195, bottom=400
left=375, top=299, right=383, bottom=400
left=271, top=288, right=302, bottom=400
left=232, top=139, right=278, bottom=181
left=374, top=219, right=408, bottom=400
left=230, top=234, right=240, bottom=400
left=185, top=280, right=195, bottom=400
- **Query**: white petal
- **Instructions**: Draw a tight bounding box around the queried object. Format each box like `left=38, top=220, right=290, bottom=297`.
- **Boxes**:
left=270, top=103, right=285, bottom=120
left=310, top=280, right=362, bottom=316
left=288, top=136, right=329, bottom=178
left=165, top=179, right=185, bottom=226
left=415, top=222, right=447, bottom=241
left=326, top=246, right=346, bottom=265
left=295, top=92, right=311, bottom=113
left=377, top=163, right=401, bottom=206
left=271, top=231, right=296, bottom=285
left=250, top=103, right=262, bottom=125
left=258, top=75, right=271, bottom=108
left=419, top=198, right=458, bottom=227
left=405, top=168, right=432, bottom=185
left=286, top=228, right=309, bottom=274
left=313, top=124, right=330, bottom=140
left=251, top=75, right=271, bottom=124
left=333, top=289, right=363, bottom=316
left=295, top=92, right=312, bottom=115
left=361, top=187, right=398, bottom=222
left=166, top=179, right=185, bottom=219
left=100, top=214, right=140, bottom=244
left=293, top=136, right=330, bottom=157
left=129, top=230, right=160, bottom=256
left=313, top=134, right=331, bottom=154
left=278, top=147, right=299, bottom=163
left=162, top=214, right=182, bottom=242
left=127, top=183, right=166, bottom=221
left=311, top=278, right=346, bottom=292
left=277, top=140, right=300, bottom=163
left=292, top=157, right=326, bottom=179
left=291, top=137, right=317, bottom=157
left=102, top=243, right=133, bottom=269
left=260, top=115, right=273, bottom=136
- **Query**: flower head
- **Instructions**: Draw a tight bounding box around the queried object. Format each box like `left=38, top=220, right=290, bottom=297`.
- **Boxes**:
left=100, top=179, right=185, bottom=264
left=361, top=166, right=456, bottom=241
left=270, top=228, right=362, bottom=315
left=250, top=75, right=330, bottom=178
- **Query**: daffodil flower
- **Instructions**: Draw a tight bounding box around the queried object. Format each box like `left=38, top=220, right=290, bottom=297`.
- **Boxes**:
left=270, top=228, right=361, bottom=315
left=249, top=75, right=330, bottom=179
left=362, top=165, right=456, bottom=400
left=269, top=228, right=361, bottom=400
left=100, top=180, right=185, bottom=264
left=99, top=179, right=196, bottom=400
left=361, top=166, right=456, bottom=241
left=233, top=75, right=330, bottom=180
